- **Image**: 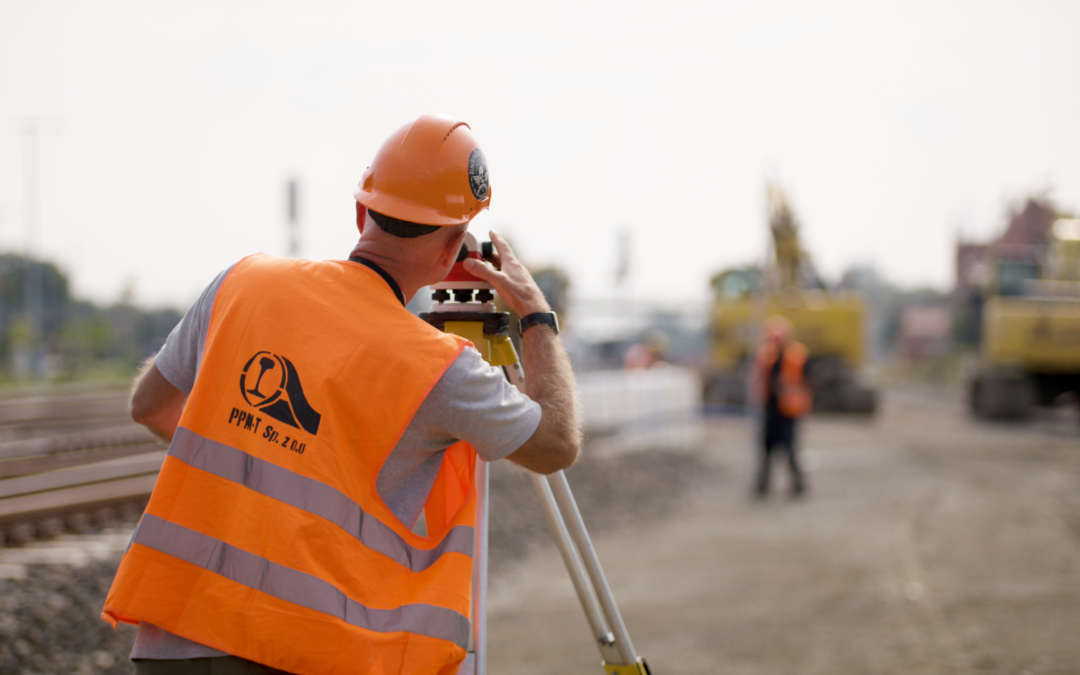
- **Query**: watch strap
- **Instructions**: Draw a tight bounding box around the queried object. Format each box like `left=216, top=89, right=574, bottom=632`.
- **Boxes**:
left=518, top=312, right=559, bottom=335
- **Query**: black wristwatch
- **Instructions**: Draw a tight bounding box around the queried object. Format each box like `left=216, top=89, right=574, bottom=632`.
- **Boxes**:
left=518, top=312, right=559, bottom=335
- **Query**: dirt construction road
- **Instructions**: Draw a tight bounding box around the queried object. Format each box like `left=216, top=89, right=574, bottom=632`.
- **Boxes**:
left=485, top=383, right=1080, bottom=675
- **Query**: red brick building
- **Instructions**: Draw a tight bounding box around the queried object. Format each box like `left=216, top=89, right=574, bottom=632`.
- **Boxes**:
left=955, top=197, right=1057, bottom=294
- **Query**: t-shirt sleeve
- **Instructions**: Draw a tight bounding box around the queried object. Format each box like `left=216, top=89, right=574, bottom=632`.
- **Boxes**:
left=416, top=346, right=542, bottom=462
left=154, top=264, right=236, bottom=394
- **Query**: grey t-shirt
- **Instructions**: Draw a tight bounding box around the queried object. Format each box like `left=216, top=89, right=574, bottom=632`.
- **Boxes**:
left=133, top=262, right=541, bottom=660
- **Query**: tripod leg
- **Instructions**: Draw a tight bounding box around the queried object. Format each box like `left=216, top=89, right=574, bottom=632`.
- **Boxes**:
left=549, top=471, right=639, bottom=666
left=529, top=472, right=623, bottom=663
left=468, top=457, right=490, bottom=675
left=504, top=351, right=644, bottom=669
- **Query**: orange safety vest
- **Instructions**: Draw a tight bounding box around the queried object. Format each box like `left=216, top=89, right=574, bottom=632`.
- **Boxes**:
left=103, top=254, right=479, bottom=675
left=757, top=341, right=812, bottom=419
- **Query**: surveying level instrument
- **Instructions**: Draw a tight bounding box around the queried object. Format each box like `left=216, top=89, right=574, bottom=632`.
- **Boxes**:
left=420, top=233, right=651, bottom=675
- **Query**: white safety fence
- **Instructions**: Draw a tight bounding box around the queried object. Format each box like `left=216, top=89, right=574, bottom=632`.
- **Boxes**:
left=576, top=366, right=704, bottom=455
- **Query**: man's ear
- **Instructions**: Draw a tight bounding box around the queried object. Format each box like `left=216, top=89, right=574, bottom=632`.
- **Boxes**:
left=440, top=228, right=469, bottom=269
left=356, top=203, right=367, bottom=234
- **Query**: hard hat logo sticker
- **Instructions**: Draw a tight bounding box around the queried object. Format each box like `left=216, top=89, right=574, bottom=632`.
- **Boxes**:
left=239, top=351, right=322, bottom=435
left=468, top=148, right=489, bottom=200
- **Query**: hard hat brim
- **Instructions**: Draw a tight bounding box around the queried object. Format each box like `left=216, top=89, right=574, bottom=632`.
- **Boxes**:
left=353, top=184, right=491, bottom=227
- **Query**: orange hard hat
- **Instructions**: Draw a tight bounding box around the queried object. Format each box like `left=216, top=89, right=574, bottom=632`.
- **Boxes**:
left=353, top=115, right=492, bottom=227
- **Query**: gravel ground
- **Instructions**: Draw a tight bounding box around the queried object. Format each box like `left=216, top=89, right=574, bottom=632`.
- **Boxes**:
left=0, top=447, right=715, bottom=674
left=485, top=383, right=1080, bottom=675
left=488, top=447, right=718, bottom=577
left=0, top=560, right=136, bottom=675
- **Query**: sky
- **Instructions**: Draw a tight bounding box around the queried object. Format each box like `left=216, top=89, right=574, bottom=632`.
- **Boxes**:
left=1, top=0, right=1078, bottom=309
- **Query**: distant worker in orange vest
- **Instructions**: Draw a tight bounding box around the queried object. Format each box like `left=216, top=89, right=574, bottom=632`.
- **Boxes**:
left=101, top=115, right=581, bottom=675
left=622, top=328, right=669, bottom=369
left=752, top=315, right=811, bottom=498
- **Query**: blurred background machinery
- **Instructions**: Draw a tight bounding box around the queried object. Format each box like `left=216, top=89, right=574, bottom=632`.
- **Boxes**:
left=704, top=183, right=877, bottom=413
left=962, top=200, right=1080, bottom=420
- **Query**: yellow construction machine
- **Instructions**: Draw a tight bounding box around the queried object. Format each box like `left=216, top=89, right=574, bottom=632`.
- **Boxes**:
left=704, top=184, right=877, bottom=413
left=970, top=217, right=1080, bottom=419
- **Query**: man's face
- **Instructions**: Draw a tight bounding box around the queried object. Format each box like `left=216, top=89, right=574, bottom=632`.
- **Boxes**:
left=764, top=321, right=791, bottom=346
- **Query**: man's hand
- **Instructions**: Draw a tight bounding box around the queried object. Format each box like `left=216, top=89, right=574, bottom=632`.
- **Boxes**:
left=463, top=230, right=580, bottom=474
left=130, top=358, right=188, bottom=443
left=462, top=231, right=551, bottom=317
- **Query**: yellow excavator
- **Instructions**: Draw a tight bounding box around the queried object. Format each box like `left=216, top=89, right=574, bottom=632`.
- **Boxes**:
left=970, top=216, right=1080, bottom=419
left=704, top=183, right=877, bottom=413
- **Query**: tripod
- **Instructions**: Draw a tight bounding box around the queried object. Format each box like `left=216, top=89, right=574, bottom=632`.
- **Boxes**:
left=421, top=235, right=650, bottom=675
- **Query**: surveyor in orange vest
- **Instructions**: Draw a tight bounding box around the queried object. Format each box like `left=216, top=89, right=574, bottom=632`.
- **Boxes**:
left=102, top=115, right=581, bottom=675
left=752, top=315, right=811, bottom=498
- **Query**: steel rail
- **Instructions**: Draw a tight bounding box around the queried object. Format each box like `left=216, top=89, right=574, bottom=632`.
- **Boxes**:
left=0, top=387, right=159, bottom=545
left=0, top=424, right=158, bottom=479
left=0, top=392, right=130, bottom=426
left=0, top=451, right=163, bottom=544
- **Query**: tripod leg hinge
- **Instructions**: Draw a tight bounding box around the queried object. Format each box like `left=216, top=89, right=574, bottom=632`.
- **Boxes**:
left=602, top=658, right=651, bottom=675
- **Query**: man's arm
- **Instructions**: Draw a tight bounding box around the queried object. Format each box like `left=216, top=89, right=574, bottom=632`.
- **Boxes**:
left=130, top=263, right=235, bottom=442
left=463, top=231, right=581, bottom=474
left=130, top=357, right=188, bottom=442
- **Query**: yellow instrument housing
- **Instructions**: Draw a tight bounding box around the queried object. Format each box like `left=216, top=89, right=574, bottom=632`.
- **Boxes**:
left=442, top=321, right=518, bottom=367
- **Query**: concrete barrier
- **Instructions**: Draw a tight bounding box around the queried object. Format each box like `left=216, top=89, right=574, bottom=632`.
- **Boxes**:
left=576, top=366, right=703, bottom=454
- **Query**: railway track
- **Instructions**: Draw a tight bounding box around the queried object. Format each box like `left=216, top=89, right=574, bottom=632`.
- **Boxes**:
left=0, top=385, right=162, bottom=546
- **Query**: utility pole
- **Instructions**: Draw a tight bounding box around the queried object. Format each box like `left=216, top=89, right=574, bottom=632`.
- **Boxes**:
left=15, top=116, right=63, bottom=378
left=23, top=119, right=43, bottom=377
left=287, top=178, right=300, bottom=257
left=614, top=228, right=630, bottom=287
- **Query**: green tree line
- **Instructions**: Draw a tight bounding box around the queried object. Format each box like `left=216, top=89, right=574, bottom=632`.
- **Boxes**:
left=0, top=254, right=181, bottom=381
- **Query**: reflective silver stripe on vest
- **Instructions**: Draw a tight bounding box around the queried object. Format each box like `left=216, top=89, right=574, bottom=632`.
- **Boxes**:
left=168, top=427, right=474, bottom=572
left=135, top=514, right=470, bottom=648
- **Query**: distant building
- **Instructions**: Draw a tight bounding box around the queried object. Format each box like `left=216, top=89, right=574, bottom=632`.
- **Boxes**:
left=898, top=305, right=953, bottom=359
left=998, top=197, right=1055, bottom=248
left=955, top=197, right=1058, bottom=294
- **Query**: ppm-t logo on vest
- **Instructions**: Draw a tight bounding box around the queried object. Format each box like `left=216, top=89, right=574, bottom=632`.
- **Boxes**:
left=240, top=352, right=322, bottom=435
